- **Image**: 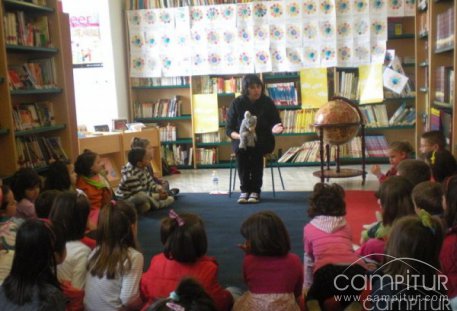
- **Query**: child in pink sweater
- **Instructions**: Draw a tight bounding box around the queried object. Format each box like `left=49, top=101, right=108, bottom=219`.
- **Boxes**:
left=304, top=183, right=366, bottom=310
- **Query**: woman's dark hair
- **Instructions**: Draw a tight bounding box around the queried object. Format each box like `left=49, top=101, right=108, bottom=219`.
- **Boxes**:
left=49, top=191, right=90, bottom=241
left=384, top=215, right=444, bottom=287
left=1, top=184, right=12, bottom=211
left=74, top=149, right=98, bottom=177
left=3, top=219, right=64, bottom=305
left=88, top=200, right=138, bottom=279
left=240, top=211, right=290, bottom=256
left=128, top=148, right=146, bottom=166
left=35, top=190, right=62, bottom=218
left=147, top=278, right=217, bottom=311
left=161, top=213, right=207, bottom=263
left=425, top=149, right=457, bottom=183
left=376, top=176, right=415, bottom=226
left=10, top=168, right=41, bottom=201
left=308, top=183, right=346, bottom=218
left=241, top=74, right=265, bottom=97
left=412, top=181, right=444, bottom=216
left=131, top=137, right=150, bottom=149
left=44, top=160, right=72, bottom=191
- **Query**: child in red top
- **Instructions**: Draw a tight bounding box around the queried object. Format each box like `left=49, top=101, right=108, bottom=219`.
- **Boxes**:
left=370, top=141, right=413, bottom=183
left=234, top=211, right=303, bottom=311
left=141, top=210, right=233, bottom=311
left=74, top=150, right=113, bottom=230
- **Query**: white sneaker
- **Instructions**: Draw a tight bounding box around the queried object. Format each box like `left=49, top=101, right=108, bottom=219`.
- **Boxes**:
left=238, top=192, right=249, bottom=204
left=248, top=192, right=260, bottom=203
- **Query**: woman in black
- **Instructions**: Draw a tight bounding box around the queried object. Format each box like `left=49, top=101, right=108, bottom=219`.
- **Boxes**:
left=226, top=74, right=283, bottom=203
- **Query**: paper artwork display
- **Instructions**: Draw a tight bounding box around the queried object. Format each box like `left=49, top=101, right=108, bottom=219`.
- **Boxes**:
left=128, top=0, right=390, bottom=77
left=383, top=67, right=409, bottom=94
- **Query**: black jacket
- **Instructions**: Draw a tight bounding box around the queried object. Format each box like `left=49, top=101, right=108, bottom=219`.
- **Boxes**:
left=226, top=94, right=281, bottom=155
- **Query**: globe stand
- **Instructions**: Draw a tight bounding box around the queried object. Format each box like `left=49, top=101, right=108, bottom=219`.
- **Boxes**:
left=312, top=97, right=367, bottom=185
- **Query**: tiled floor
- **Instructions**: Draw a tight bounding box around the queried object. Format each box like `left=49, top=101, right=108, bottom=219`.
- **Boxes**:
left=164, top=164, right=389, bottom=193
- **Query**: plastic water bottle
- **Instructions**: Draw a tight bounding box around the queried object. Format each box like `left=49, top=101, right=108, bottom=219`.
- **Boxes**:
left=211, top=170, right=219, bottom=194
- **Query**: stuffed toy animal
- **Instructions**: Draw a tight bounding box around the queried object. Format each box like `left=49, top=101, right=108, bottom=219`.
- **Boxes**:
left=239, top=111, right=257, bottom=149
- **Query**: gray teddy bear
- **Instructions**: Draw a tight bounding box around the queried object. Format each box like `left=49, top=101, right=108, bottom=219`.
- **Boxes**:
left=239, top=111, right=257, bottom=149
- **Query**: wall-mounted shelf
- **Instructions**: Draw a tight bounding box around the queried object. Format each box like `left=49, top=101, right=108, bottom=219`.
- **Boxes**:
left=4, top=0, right=54, bottom=12
left=15, top=124, right=66, bottom=137
left=6, top=45, right=58, bottom=53
left=132, top=84, right=190, bottom=90
left=161, top=138, right=193, bottom=145
left=10, top=88, right=63, bottom=95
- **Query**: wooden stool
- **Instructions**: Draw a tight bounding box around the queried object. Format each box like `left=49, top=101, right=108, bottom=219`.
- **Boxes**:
left=228, top=153, right=285, bottom=197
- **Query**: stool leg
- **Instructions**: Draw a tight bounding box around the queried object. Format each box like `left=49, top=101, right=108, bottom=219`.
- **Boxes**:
left=233, top=166, right=237, bottom=191
left=276, top=161, right=285, bottom=190
left=228, top=158, right=233, bottom=197
left=270, top=162, right=275, bottom=198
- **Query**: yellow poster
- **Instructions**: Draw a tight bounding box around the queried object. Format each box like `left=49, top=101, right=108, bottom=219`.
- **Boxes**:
left=192, top=93, right=219, bottom=134
left=358, top=64, right=384, bottom=104
left=300, top=68, right=328, bottom=109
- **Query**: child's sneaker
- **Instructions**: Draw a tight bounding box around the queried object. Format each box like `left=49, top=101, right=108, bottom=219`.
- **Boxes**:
left=238, top=192, right=249, bottom=204
left=248, top=192, right=260, bottom=203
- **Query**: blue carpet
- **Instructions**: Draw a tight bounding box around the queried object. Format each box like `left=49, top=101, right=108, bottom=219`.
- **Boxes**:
left=137, top=191, right=310, bottom=290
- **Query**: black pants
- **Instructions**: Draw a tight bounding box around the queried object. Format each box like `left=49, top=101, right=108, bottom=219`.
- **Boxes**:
left=236, top=147, right=264, bottom=194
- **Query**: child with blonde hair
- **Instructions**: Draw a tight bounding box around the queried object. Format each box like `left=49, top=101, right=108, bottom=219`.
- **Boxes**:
left=233, top=211, right=303, bottom=311
left=371, top=141, right=413, bottom=183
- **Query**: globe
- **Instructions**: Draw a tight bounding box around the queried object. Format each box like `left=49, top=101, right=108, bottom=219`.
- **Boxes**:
left=314, top=98, right=361, bottom=145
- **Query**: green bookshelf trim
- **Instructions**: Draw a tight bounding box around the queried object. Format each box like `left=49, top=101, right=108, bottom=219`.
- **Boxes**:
left=419, top=31, right=428, bottom=39
left=6, top=45, right=58, bottom=53
left=135, top=115, right=192, bottom=122
left=435, top=46, right=454, bottom=54
left=383, top=96, right=415, bottom=102
left=365, top=125, right=415, bottom=131
left=0, top=128, right=9, bottom=135
left=161, top=138, right=193, bottom=145
left=217, top=92, right=236, bottom=97
left=4, top=0, right=54, bottom=12
left=132, top=84, right=190, bottom=89
left=275, top=132, right=316, bottom=137
left=10, top=88, right=63, bottom=95
left=402, top=63, right=416, bottom=68
left=219, top=122, right=226, bottom=127
left=196, top=141, right=231, bottom=147
left=276, top=105, right=302, bottom=110
left=263, top=73, right=299, bottom=80
left=433, top=101, right=452, bottom=110
left=15, top=124, right=66, bottom=137
left=197, top=162, right=232, bottom=169
left=177, top=165, right=193, bottom=169
left=340, top=157, right=389, bottom=164
left=388, top=33, right=415, bottom=40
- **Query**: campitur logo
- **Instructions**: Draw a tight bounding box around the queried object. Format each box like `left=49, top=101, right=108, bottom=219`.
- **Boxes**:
left=332, top=254, right=450, bottom=310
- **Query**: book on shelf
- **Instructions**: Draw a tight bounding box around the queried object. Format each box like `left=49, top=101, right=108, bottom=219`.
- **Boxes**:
left=16, top=136, right=68, bottom=168
left=435, top=7, right=455, bottom=51
left=9, top=12, right=51, bottom=47
left=265, top=82, right=298, bottom=106
left=35, top=101, right=55, bottom=126
left=435, top=66, right=453, bottom=103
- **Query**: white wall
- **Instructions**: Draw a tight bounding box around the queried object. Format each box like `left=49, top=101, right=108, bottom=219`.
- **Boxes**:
left=62, top=0, right=128, bottom=131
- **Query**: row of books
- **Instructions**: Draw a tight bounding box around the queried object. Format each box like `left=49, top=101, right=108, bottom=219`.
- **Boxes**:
left=219, top=106, right=228, bottom=124
left=159, top=124, right=177, bottom=142
left=131, top=77, right=190, bottom=87
left=16, top=136, right=68, bottom=169
left=435, top=66, right=454, bottom=104
left=266, top=82, right=298, bottom=106
left=195, top=128, right=229, bottom=143
left=193, top=76, right=242, bottom=94
left=436, top=7, right=454, bottom=51
left=135, top=96, right=182, bottom=118
left=3, top=11, right=50, bottom=47
left=12, top=101, right=55, bottom=130
left=126, top=0, right=252, bottom=9
left=162, top=144, right=193, bottom=166
left=335, top=71, right=359, bottom=100
left=8, top=58, right=57, bottom=90
left=278, top=135, right=389, bottom=163
left=195, top=147, right=217, bottom=165
left=360, top=103, right=416, bottom=127
left=280, top=109, right=316, bottom=133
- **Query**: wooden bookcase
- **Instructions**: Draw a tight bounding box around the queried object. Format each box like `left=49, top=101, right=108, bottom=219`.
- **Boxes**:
left=78, top=128, right=162, bottom=187
left=0, top=0, right=77, bottom=179
left=416, top=0, right=456, bottom=154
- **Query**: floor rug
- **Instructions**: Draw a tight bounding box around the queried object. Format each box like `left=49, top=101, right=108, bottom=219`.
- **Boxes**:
left=138, top=190, right=378, bottom=289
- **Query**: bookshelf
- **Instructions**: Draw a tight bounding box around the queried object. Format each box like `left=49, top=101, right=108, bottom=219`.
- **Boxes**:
left=416, top=0, right=456, bottom=153
left=0, top=0, right=77, bottom=178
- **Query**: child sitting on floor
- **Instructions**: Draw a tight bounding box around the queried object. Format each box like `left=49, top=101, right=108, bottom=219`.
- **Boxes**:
left=10, top=168, right=41, bottom=219
left=419, top=130, right=446, bottom=156
left=75, top=149, right=113, bottom=230
left=425, top=149, right=457, bottom=183
left=141, top=210, right=233, bottom=311
left=371, top=141, right=413, bottom=183
left=0, top=185, right=16, bottom=224
left=412, top=181, right=444, bottom=216
left=233, top=211, right=303, bottom=311
left=304, top=183, right=366, bottom=310
left=396, top=158, right=432, bottom=186
left=115, top=148, right=174, bottom=213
